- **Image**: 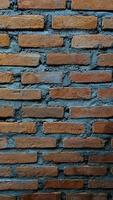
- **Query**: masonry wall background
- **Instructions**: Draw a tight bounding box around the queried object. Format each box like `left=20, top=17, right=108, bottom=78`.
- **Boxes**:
left=0, top=0, right=113, bottom=199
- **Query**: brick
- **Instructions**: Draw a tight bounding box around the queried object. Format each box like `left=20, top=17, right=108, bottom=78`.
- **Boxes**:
left=21, top=106, right=64, bottom=118
left=44, top=152, right=83, bottom=163
left=0, top=153, right=37, bottom=164
left=0, top=89, right=41, bottom=100
left=0, top=138, right=7, bottom=149
left=0, top=53, right=40, bottom=66
left=72, top=0, right=113, bottom=10
left=72, top=35, right=113, bottom=48
left=98, top=54, right=113, bottom=67
left=93, top=121, right=113, bottom=134
left=102, top=18, right=113, bottom=30
left=16, top=166, right=58, bottom=177
left=0, top=34, right=9, bottom=47
left=89, top=180, right=113, bottom=189
left=50, top=87, right=91, bottom=99
left=63, top=137, right=105, bottom=148
left=98, top=88, right=113, bottom=99
left=0, top=181, right=38, bottom=190
left=66, top=193, right=107, bottom=200
left=18, top=0, right=66, bottom=10
left=44, top=122, right=85, bottom=134
left=0, top=122, right=36, bottom=134
left=21, top=193, right=61, bottom=200
left=0, top=0, right=10, bottom=9
left=111, top=139, right=113, bottom=148
left=0, top=197, right=16, bottom=200
left=47, top=53, right=90, bottom=65
left=45, top=179, right=84, bottom=189
left=0, top=106, right=14, bottom=118
left=0, top=72, right=14, bottom=83
left=15, top=137, right=56, bottom=148
left=19, top=34, right=63, bottom=47
left=0, top=15, right=44, bottom=30
left=52, top=16, right=97, bottom=29
left=70, top=106, right=113, bottom=118
left=70, top=71, right=112, bottom=83
left=0, top=167, right=11, bottom=177
left=21, top=72, right=63, bottom=84
left=64, top=166, right=107, bottom=176
left=89, top=153, right=113, bottom=163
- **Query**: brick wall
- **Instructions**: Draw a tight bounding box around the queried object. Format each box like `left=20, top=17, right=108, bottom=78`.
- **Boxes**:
left=0, top=0, right=113, bottom=199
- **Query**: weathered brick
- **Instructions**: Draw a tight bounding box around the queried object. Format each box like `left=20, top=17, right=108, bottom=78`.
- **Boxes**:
left=44, top=122, right=85, bottom=134
left=89, top=180, right=113, bottom=189
left=0, top=196, right=16, bottom=200
left=0, top=89, right=41, bottom=100
left=70, top=106, right=113, bottom=118
left=0, top=122, right=36, bottom=134
left=0, top=15, right=44, bottom=29
left=52, top=16, right=97, bottom=29
left=18, top=0, right=66, bottom=10
left=0, top=181, right=38, bottom=190
left=0, top=167, right=12, bottom=177
left=0, top=0, right=10, bottom=9
left=0, top=34, right=9, bottom=47
left=21, top=106, right=64, bottom=118
left=64, top=166, right=107, bottom=176
left=0, top=153, right=37, bottom=164
left=50, top=87, right=91, bottom=99
left=16, top=166, right=58, bottom=177
left=15, top=137, right=56, bottom=148
left=44, top=152, right=83, bottom=163
left=45, top=179, right=84, bottom=189
left=0, top=138, right=7, bottom=149
left=89, top=153, right=113, bottom=163
left=102, top=18, right=113, bottom=29
left=0, top=72, right=14, bottom=83
left=98, top=88, right=113, bottom=99
left=72, top=0, right=113, bottom=10
left=21, top=193, right=61, bottom=200
left=63, top=137, right=105, bottom=148
left=0, top=53, right=40, bottom=66
left=47, top=53, right=90, bottom=65
left=98, top=54, right=113, bottom=67
left=66, top=193, right=107, bottom=200
left=93, top=121, right=113, bottom=134
left=0, top=106, right=14, bottom=118
left=19, top=34, right=63, bottom=47
left=70, top=71, right=112, bottom=83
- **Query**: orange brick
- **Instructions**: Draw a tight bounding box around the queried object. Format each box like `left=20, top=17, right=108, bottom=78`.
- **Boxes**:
left=89, top=153, right=113, bottom=163
left=0, top=106, right=14, bottom=118
left=98, top=88, right=113, bottom=99
left=0, top=181, right=38, bottom=190
left=0, top=72, right=14, bottom=83
left=52, top=16, right=97, bottom=29
left=93, top=121, right=113, bottom=134
left=21, top=193, right=61, bottom=200
left=0, top=15, right=44, bottom=29
left=0, top=167, right=12, bottom=177
left=98, top=54, right=113, bottom=67
left=0, top=34, right=9, bottom=47
left=0, top=0, right=10, bottom=9
left=0, top=138, right=7, bottom=149
left=102, top=18, right=113, bottom=29
left=18, top=0, right=66, bottom=10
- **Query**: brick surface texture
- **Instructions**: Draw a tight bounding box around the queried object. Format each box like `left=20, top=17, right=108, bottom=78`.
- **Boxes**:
left=0, top=0, right=112, bottom=199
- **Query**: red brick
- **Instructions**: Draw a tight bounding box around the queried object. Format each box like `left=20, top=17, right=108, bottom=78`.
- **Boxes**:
left=0, top=34, right=9, bottom=47
left=63, top=137, right=105, bottom=148
left=52, top=16, right=97, bottom=29
left=98, top=54, right=113, bottom=67
left=64, top=166, right=107, bottom=176
left=72, top=0, right=113, bottom=10
left=70, top=71, right=112, bottom=83
left=89, top=153, right=113, bottom=163
left=0, top=138, right=7, bottom=149
left=18, top=0, right=66, bottom=10
left=0, top=106, right=14, bottom=118
left=50, top=87, right=91, bottom=99
left=0, top=167, right=12, bottom=177
left=102, top=18, right=113, bottom=29
left=0, top=122, right=36, bottom=134
left=0, top=15, right=44, bottom=29
left=72, top=35, right=113, bottom=48
left=19, top=34, right=63, bottom=47
left=70, top=106, right=113, bottom=118
left=47, top=53, right=90, bottom=65
left=0, top=0, right=10, bottom=9
left=21, top=72, right=63, bottom=84
left=44, top=122, right=85, bottom=134
left=16, top=166, right=58, bottom=177
left=0, top=153, right=37, bottom=164
left=21, top=106, right=64, bottom=118
left=98, top=88, right=113, bottom=99
left=0, top=53, right=40, bottom=66
left=0, top=72, right=14, bottom=83
left=21, top=192, right=61, bottom=200
left=45, top=179, right=84, bottom=189
left=0, top=89, right=41, bottom=100
left=66, top=193, right=107, bottom=200
left=89, top=180, right=113, bottom=189
left=15, top=137, right=56, bottom=148
left=0, top=181, right=38, bottom=190
left=93, top=121, right=113, bottom=134
left=44, top=152, right=83, bottom=163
